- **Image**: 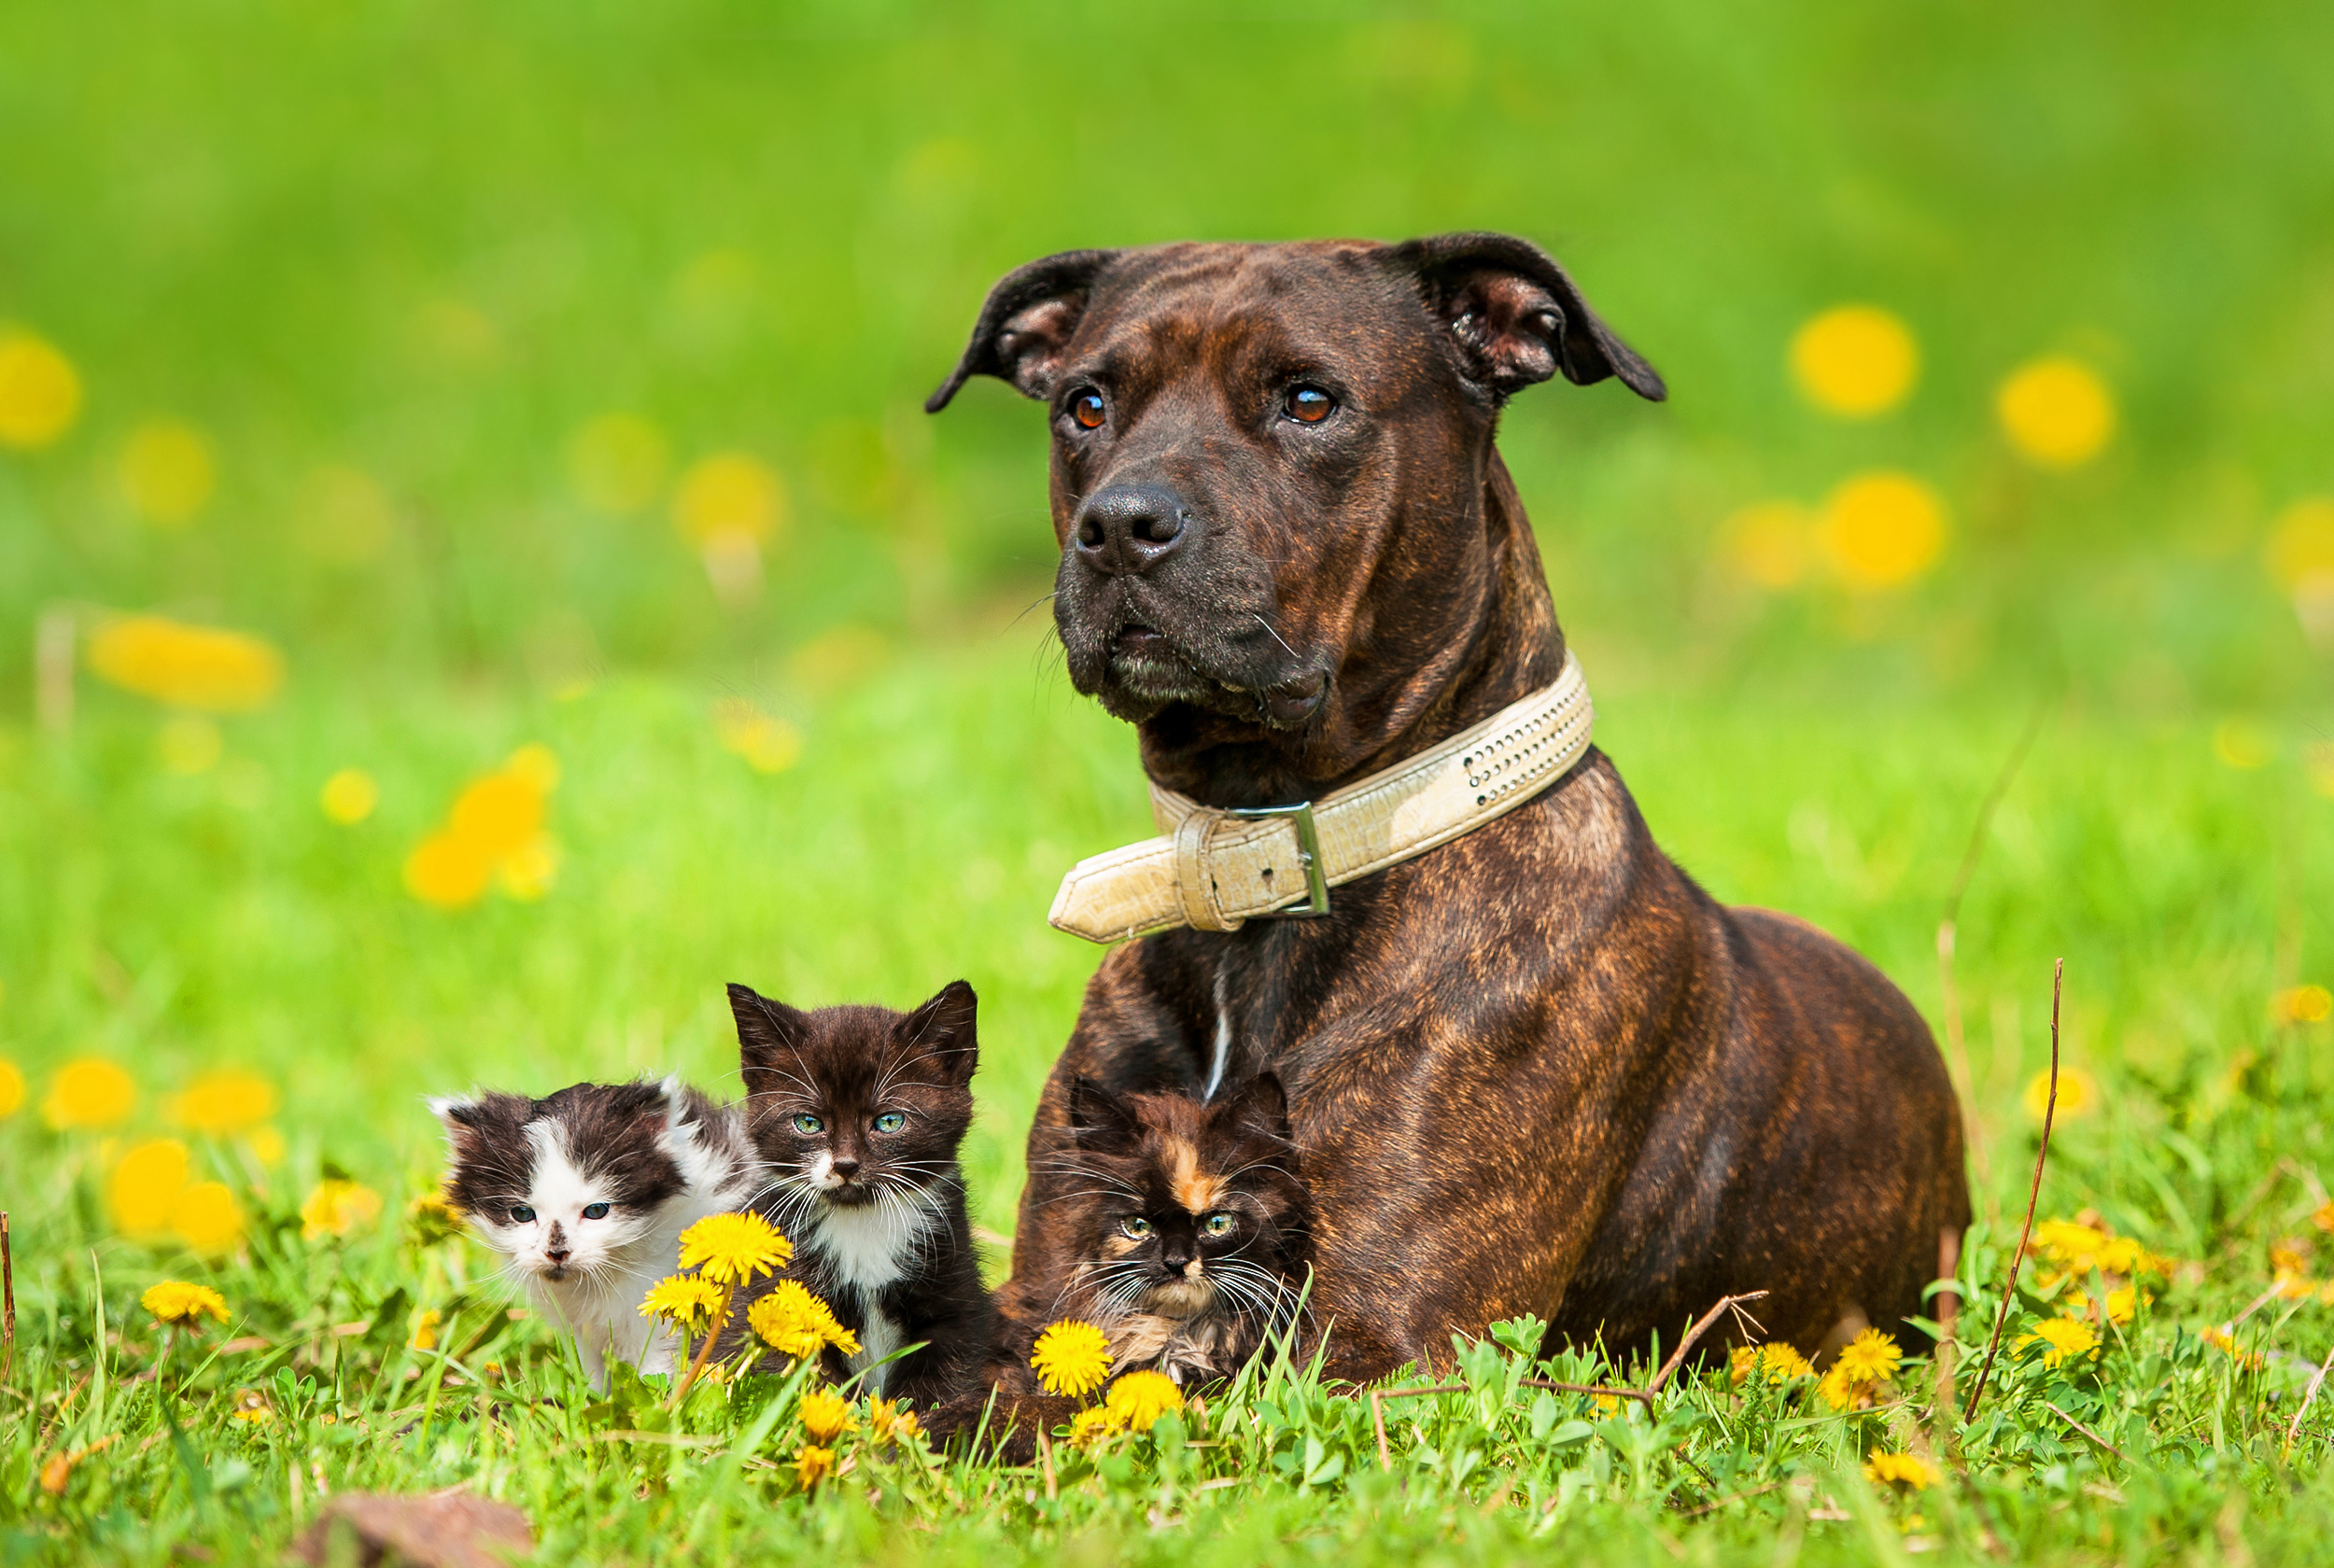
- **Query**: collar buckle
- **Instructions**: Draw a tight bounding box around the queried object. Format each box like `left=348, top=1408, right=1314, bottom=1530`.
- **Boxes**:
left=1229, top=800, right=1330, bottom=918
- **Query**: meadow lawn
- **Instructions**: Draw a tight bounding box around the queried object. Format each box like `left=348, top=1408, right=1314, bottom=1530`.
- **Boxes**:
left=6, top=1, right=2334, bottom=1562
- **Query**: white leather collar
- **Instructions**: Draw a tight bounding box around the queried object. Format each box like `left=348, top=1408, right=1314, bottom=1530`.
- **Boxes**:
left=1048, top=653, right=1595, bottom=943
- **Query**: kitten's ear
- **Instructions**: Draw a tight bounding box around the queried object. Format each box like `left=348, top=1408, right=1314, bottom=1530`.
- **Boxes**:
left=428, top=1094, right=482, bottom=1136
left=899, top=979, right=979, bottom=1087
left=1220, top=1072, right=1296, bottom=1149
left=728, top=983, right=813, bottom=1092
left=1067, top=1075, right=1142, bottom=1155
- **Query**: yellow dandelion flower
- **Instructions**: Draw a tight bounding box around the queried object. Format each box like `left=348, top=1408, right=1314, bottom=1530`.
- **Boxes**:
left=2018, top=1317, right=2100, bottom=1368
left=2100, top=1285, right=2144, bottom=1325
left=868, top=1397, right=922, bottom=1447
left=300, top=1179, right=383, bottom=1240
left=1818, top=1364, right=1874, bottom=1411
left=409, top=1309, right=442, bottom=1351
left=793, top=1443, right=836, bottom=1489
left=2023, top=1068, right=2096, bottom=1122
left=798, top=1387, right=856, bottom=1443
left=1790, top=305, right=1919, bottom=418
left=2275, top=985, right=2334, bottom=1026
left=1835, top=1328, right=1904, bottom=1387
left=246, top=1126, right=286, bottom=1165
left=2313, top=1201, right=2334, bottom=1237
left=231, top=1389, right=273, bottom=1424
left=568, top=413, right=670, bottom=516
left=1103, top=1369, right=1182, bottom=1431
left=170, top=1071, right=277, bottom=1134
left=1592, top=1392, right=1624, bottom=1419
left=0, top=1058, right=22, bottom=1119
left=319, top=769, right=378, bottom=825
left=448, top=770, right=546, bottom=862
left=2271, top=1239, right=2312, bottom=1277
left=1067, top=1406, right=1125, bottom=1447
left=746, top=1280, right=858, bottom=1359
left=2032, top=1218, right=2106, bottom=1263
left=640, top=1274, right=726, bottom=1332
left=2201, top=1326, right=2266, bottom=1371
left=110, top=1139, right=191, bottom=1234
left=1863, top=1450, right=1938, bottom=1491
left=1728, top=1342, right=1814, bottom=1387
left=496, top=835, right=560, bottom=901
left=678, top=1211, right=791, bottom=1285
left=1998, top=356, right=2115, bottom=469
left=712, top=698, right=803, bottom=774
left=403, top=831, right=494, bottom=909
left=1818, top=471, right=1947, bottom=591
left=87, top=616, right=284, bottom=714
left=0, top=328, right=83, bottom=448
left=1030, top=1320, right=1113, bottom=1399
left=142, top=1281, right=229, bottom=1327
left=44, top=1058, right=136, bottom=1129
left=504, top=743, right=560, bottom=793
left=119, top=418, right=216, bottom=527
left=172, top=1182, right=243, bottom=1254
left=407, top=1190, right=465, bottom=1244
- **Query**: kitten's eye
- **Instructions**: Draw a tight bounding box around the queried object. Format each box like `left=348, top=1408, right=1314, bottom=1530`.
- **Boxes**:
left=873, top=1112, right=906, bottom=1134
left=1283, top=385, right=1335, bottom=424
left=793, top=1113, right=824, bottom=1135
left=1120, top=1216, right=1153, bottom=1239
left=581, top=1202, right=610, bottom=1221
left=510, top=1204, right=537, bottom=1223
left=1202, top=1211, right=1237, bottom=1238
left=1067, top=389, right=1106, bottom=431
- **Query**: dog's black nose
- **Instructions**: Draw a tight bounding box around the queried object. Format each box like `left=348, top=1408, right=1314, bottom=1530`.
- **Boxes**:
left=1072, top=484, right=1189, bottom=576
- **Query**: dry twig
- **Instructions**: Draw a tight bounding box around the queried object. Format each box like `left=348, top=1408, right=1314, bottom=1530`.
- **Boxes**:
left=1963, top=958, right=2062, bottom=1423
left=2288, top=1342, right=2334, bottom=1448
left=2042, top=1399, right=2126, bottom=1462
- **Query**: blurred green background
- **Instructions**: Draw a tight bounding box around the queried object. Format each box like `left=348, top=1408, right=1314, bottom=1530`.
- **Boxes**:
left=2, top=1, right=2329, bottom=1245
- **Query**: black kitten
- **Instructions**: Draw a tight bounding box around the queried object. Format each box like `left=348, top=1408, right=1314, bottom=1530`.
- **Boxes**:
left=430, top=1077, right=755, bottom=1392
left=1033, top=1072, right=1313, bottom=1386
left=723, top=980, right=994, bottom=1410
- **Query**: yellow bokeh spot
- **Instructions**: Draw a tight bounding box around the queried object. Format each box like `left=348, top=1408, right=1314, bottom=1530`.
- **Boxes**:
left=673, top=452, right=785, bottom=547
left=569, top=413, right=670, bottom=515
left=246, top=1126, right=286, bottom=1165
left=88, top=615, right=285, bottom=713
left=1997, top=357, right=2116, bottom=469
left=111, top=1138, right=192, bottom=1234
left=2212, top=719, right=2274, bottom=770
left=713, top=699, right=803, bottom=774
left=44, top=1057, right=136, bottom=1129
left=2024, top=1067, right=2097, bottom=1121
left=2266, top=497, right=2334, bottom=593
left=449, top=772, right=546, bottom=861
left=171, top=1071, right=278, bottom=1134
left=0, top=328, right=84, bottom=449
left=119, top=419, right=217, bottom=526
left=498, top=836, right=560, bottom=901
left=1819, top=472, right=1947, bottom=590
left=320, top=768, right=379, bottom=824
left=1720, top=500, right=1814, bottom=590
left=173, top=1181, right=244, bottom=1254
left=2274, top=985, right=2333, bottom=1026
left=410, top=1308, right=443, bottom=1351
left=157, top=716, right=223, bottom=776
left=504, top=743, right=561, bottom=793
left=0, top=1058, right=24, bottom=1118
left=1789, top=305, right=1919, bottom=418
left=299, top=464, right=397, bottom=565
left=301, top=1178, right=383, bottom=1240
left=403, top=831, right=495, bottom=909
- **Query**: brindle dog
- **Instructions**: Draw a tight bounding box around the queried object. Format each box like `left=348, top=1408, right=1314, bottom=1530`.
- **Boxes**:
left=926, top=232, right=1968, bottom=1388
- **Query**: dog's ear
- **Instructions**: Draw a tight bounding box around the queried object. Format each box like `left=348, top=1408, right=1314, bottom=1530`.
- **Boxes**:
left=925, top=249, right=1123, bottom=413
left=1066, top=1074, right=1143, bottom=1155
left=898, top=978, right=979, bottom=1088
left=1392, top=232, right=1666, bottom=402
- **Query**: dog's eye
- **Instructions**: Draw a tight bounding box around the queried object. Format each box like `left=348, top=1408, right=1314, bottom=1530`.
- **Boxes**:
left=1068, top=390, right=1106, bottom=430
left=1201, top=1211, right=1237, bottom=1238
left=1120, top=1216, right=1153, bottom=1239
left=510, top=1204, right=536, bottom=1223
left=581, top=1202, right=610, bottom=1220
left=793, top=1113, right=824, bottom=1136
left=1284, top=385, right=1335, bottom=424
left=873, top=1112, right=906, bottom=1134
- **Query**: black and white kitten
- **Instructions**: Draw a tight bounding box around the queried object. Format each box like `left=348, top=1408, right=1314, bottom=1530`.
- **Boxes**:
left=430, top=1076, right=755, bottom=1392
left=723, top=979, right=994, bottom=1410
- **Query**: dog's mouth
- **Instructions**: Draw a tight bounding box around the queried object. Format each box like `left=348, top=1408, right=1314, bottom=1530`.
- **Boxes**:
left=1102, top=619, right=1329, bottom=728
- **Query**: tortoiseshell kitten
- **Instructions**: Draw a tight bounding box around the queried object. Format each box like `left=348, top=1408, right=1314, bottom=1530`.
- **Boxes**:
left=431, top=1077, right=755, bottom=1392
left=1025, top=1072, right=1314, bottom=1387
left=722, top=979, right=994, bottom=1411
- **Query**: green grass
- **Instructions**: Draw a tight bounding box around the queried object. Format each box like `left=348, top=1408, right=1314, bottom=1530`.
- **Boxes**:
left=5, top=0, right=2334, bottom=1561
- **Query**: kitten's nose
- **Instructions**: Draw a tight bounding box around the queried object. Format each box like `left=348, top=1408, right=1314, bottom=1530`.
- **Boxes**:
left=829, top=1155, right=861, bottom=1180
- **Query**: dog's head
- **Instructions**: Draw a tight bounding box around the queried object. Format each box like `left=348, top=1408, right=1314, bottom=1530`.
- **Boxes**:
left=928, top=234, right=1662, bottom=783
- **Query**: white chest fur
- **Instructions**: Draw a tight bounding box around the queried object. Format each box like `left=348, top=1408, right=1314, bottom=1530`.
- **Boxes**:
left=806, top=1183, right=950, bottom=1394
